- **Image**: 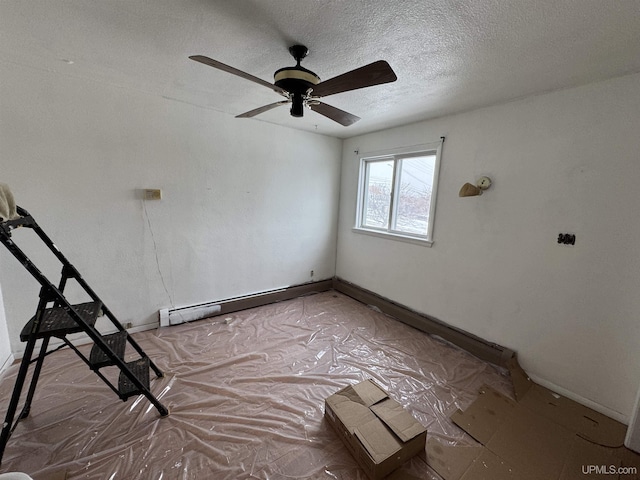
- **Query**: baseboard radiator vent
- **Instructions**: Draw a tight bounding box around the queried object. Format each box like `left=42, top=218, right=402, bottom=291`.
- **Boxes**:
left=159, top=279, right=333, bottom=327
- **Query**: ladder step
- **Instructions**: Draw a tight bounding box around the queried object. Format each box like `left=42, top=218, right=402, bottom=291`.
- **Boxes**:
left=118, top=357, right=150, bottom=400
left=19, top=301, right=103, bottom=342
left=89, top=331, right=127, bottom=369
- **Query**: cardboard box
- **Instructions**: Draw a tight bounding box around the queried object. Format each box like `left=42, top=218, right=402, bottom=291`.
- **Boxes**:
left=427, top=355, right=640, bottom=480
left=325, top=379, right=427, bottom=480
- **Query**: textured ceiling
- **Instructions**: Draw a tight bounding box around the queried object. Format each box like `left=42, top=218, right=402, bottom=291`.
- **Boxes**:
left=2, top=0, right=640, bottom=138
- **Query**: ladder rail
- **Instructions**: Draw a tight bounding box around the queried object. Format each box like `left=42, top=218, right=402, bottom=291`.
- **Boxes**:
left=19, top=336, right=50, bottom=421
left=0, top=291, right=50, bottom=463
left=0, top=218, right=59, bottom=295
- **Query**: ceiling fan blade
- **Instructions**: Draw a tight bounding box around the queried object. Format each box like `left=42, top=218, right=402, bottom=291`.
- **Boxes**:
left=236, top=101, right=289, bottom=118
left=311, top=60, right=397, bottom=98
left=189, top=55, right=287, bottom=95
left=309, top=102, right=360, bottom=126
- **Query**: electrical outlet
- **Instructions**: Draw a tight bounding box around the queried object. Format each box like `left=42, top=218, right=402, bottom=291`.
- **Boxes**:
left=144, top=189, right=162, bottom=200
left=125, top=322, right=133, bottom=329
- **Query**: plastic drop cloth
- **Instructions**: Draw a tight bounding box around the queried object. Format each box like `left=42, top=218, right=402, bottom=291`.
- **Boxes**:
left=0, top=291, right=513, bottom=479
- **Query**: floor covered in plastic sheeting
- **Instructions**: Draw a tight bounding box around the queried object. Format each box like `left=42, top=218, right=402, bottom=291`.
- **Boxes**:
left=0, top=291, right=513, bottom=479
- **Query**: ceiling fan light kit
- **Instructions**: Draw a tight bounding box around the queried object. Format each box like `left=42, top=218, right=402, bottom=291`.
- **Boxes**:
left=189, top=44, right=397, bottom=126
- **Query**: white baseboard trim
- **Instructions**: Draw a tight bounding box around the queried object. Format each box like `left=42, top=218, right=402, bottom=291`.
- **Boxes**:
left=527, top=372, right=628, bottom=424
left=0, top=352, right=15, bottom=379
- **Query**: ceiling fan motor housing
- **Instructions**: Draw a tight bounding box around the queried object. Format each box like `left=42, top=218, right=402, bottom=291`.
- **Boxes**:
left=274, top=66, right=320, bottom=117
left=274, top=65, right=320, bottom=92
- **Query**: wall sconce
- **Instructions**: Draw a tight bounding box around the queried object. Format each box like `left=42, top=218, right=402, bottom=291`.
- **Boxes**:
left=459, top=176, right=492, bottom=197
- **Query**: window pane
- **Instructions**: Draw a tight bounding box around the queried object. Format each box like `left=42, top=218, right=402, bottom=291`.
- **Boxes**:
left=363, top=160, right=394, bottom=229
left=392, top=155, right=435, bottom=235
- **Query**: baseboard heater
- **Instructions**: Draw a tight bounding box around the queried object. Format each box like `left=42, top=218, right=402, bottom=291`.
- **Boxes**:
left=159, top=279, right=333, bottom=327
left=160, top=303, right=222, bottom=326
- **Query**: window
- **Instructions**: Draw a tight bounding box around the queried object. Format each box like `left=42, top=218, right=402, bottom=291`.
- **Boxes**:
left=355, top=143, right=442, bottom=245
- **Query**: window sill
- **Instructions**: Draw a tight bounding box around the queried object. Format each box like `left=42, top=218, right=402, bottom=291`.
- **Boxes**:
left=352, top=227, right=433, bottom=247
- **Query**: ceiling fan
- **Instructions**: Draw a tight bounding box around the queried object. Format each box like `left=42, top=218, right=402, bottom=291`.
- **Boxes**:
left=189, top=45, right=397, bottom=126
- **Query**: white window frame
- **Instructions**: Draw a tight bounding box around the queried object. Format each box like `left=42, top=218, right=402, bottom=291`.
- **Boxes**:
left=353, top=141, right=443, bottom=246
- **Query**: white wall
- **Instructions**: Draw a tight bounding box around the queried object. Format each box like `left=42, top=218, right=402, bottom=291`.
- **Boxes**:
left=0, top=63, right=342, bottom=354
left=337, top=72, right=640, bottom=421
left=0, top=274, right=13, bottom=376
left=626, top=386, right=640, bottom=450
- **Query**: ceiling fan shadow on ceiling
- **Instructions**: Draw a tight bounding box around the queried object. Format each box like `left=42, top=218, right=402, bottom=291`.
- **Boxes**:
left=189, top=44, right=397, bottom=126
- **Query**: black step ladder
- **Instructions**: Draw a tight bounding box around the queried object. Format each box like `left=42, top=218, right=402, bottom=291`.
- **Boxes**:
left=0, top=206, right=169, bottom=465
